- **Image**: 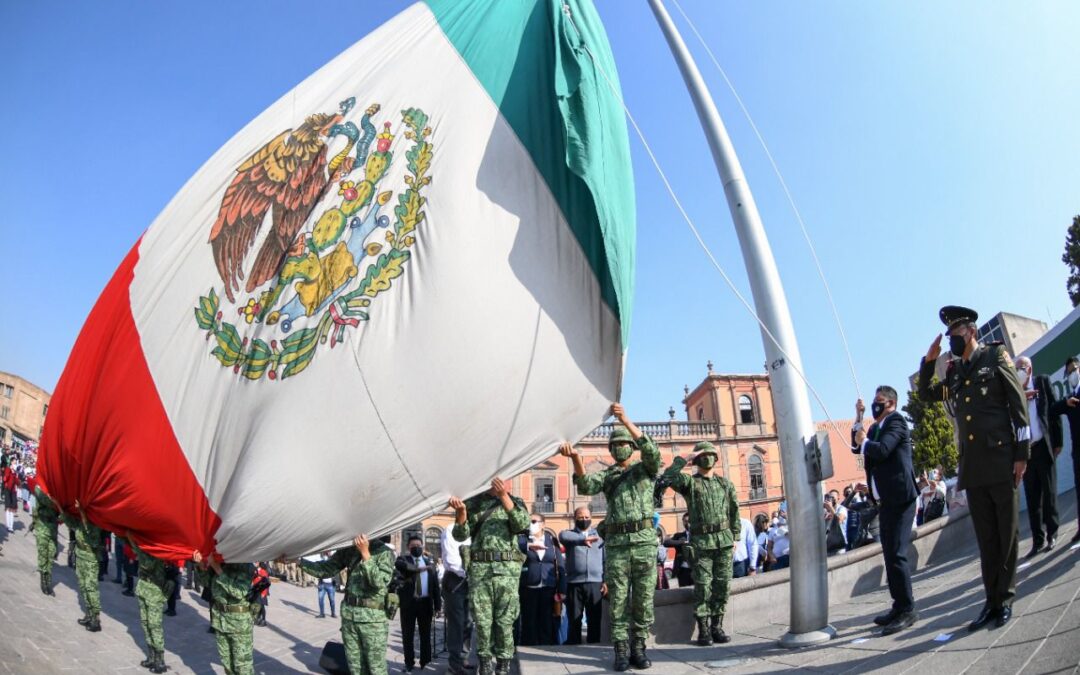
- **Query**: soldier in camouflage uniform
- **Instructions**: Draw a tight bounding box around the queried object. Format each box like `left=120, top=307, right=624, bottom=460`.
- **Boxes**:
left=194, top=550, right=256, bottom=675
left=447, top=477, right=530, bottom=675
left=661, top=442, right=740, bottom=646
left=132, top=538, right=172, bottom=673
left=31, top=485, right=60, bottom=596
left=63, top=505, right=105, bottom=632
left=561, top=403, right=661, bottom=672
left=298, top=534, right=395, bottom=675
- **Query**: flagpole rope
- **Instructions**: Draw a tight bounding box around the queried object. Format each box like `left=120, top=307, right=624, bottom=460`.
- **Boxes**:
left=669, top=0, right=863, bottom=402
left=560, top=3, right=847, bottom=439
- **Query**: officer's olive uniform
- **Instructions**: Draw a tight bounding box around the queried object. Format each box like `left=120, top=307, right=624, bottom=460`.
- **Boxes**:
left=919, top=342, right=1029, bottom=609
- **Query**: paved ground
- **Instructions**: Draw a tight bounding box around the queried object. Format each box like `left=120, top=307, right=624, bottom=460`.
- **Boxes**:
left=518, top=493, right=1080, bottom=674
left=0, top=512, right=454, bottom=674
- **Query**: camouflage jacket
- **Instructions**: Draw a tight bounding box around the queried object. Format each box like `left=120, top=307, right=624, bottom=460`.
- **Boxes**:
left=63, top=515, right=105, bottom=559
left=574, top=434, right=661, bottom=547
left=299, top=542, right=394, bottom=623
left=31, top=487, right=59, bottom=537
left=662, top=458, right=740, bottom=550
left=133, top=543, right=169, bottom=594
left=208, top=562, right=257, bottom=633
left=453, top=493, right=530, bottom=578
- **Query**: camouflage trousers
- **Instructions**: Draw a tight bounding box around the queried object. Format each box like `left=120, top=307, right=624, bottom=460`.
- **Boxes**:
left=606, top=544, right=656, bottom=642
left=35, top=527, right=57, bottom=574
left=74, top=548, right=101, bottom=616
left=692, top=547, right=733, bottom=620
left=136, top=579, right=166, bottom=652
left=215, top=629, right=254, bottom=675
left=469, top=570, right=520, bottom=659
left=342, top=618, right=388, bottom=675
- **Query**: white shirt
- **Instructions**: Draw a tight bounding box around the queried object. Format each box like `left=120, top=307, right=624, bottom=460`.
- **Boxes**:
left=768, top=525, right=790, bottom=558
left=440, top=526, right=470, bottom=579
left=411, top=556, right=430, bottom=597
left=733, top=518, right=758, bottom=566
left=1025, top=382, right=1044, bottom=444
left=858, top=412, right=900, bottom=501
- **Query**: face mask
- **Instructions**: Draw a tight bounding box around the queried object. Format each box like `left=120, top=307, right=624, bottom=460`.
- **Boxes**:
left=1068, top=370, right=1079, bottom=390
left=1016, top=368, right=1030, bottom=385
left=610, top=445, right=632, bottom=462
left=575, top=519, right=591, bottom=530
left=949, top=334, right=967, bottom=357
left=529, top=522, right=541, bottom=535
left=696, top=455, right=716, bottom=469
left=870, top=401, right=887, bottom=419
left=409, top=546, right=423, bottom=558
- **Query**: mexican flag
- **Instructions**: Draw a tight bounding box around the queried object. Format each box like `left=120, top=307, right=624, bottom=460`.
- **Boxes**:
left=39, top=0, right=635, bottom=561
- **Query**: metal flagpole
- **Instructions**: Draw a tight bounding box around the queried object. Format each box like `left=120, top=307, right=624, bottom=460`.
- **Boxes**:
left=647, top=0, right=835, bottom=647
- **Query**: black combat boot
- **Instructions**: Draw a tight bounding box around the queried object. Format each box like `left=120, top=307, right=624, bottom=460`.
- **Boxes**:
left=710, top=616, right=730, bottom=644
left=85, top=614, right=102, bottom=632
left=629, top=636, right=651, bottom=669
left=149, top=649, right=169, bottom=673
left=477, top=658, right=493, bottom=675
left=495, top=658, right=511, bottom=675
left=44, top=572, right=55, bottom=596
left=77, top=613, right=91, bottom=626
left=695, top=617, right=711, bottom=646
left=140, top=649, right=154, bottom=669
left=613, top=640, right=630, bottom=672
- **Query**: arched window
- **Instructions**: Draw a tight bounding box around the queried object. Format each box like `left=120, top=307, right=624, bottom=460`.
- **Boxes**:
left=739, top=395, right=755, bottom=424
left=425, top=527, right=443, bottom=561
left=748, top=454, right=765, bottom=500
left=697, top=405, right=705, bottom=421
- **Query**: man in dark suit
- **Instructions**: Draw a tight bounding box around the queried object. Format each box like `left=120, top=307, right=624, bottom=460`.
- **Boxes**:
left=1015, top=356, right=1063, bottom=556
left=1050, top=356, right=1080, bottom=544
left=852, top=385, right=919, bottom=635
left=662, top=514, right=693, bottom=588
left=919, top=305, right=1030, bottom=631
left=395, top=535, right=442, bottom=672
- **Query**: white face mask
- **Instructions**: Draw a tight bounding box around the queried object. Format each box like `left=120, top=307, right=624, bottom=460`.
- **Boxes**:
left=1069, top=370, right=1080, bottom=390
left=529, top=522, right=541, bottom=535
left=1017, top=368, right=1030, bottom=385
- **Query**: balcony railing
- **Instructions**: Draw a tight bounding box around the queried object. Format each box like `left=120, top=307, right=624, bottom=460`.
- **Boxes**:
left=583, top=421, right=721, bottom=441
left=533, top=500, right=555, bottom=514
left=748, top=487, right=767, bottom=501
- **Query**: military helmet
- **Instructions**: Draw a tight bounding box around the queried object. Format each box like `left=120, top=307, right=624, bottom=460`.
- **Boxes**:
left=608, top=426, right=633, bottom=446
left=692, top=441, right=718, bottom=458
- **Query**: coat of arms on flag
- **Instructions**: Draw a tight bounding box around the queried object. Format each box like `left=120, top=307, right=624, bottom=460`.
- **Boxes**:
left=193, top=97, right=434, bottom=381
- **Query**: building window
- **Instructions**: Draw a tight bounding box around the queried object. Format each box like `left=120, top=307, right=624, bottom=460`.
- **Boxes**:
left=0, top=406, right=9, bottom=420
left=748, top=454, right=765, bottom=500
left=2, top=385, right=12, bottom=398
left=739, top=395, right=755, bottom=424
left=425, top=527, right=443, bottom=560
left=43, top=403, right=48, bottom=418
left=534, top=477, right=554, bottom=513
left=697, top=405, right=704, bottom=421
left=856, top=455, right=864, bottom=470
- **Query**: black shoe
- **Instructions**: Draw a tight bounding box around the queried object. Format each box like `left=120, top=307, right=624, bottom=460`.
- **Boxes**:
left=477, top=660, right=493, bottom=675
left=630, top=637, right=651, bottom=670
left=112, top=578, right=123, bottom=584
left=968, top=605, right=997, bottom=631
left=141, top=651, right=154, bottom=668
left=710, top=616, right=730, bottom=643
left=1046, top=535, right=1057, bottom=552
left=994, top=606, right=1012, bottom=628
left=85, top=616, right=102, bottom=632
left=77, top=614, right=91, bottom=626
left=881, top=610, right=917, bottom=636
left=404, top=666, right=413, bottom=673
left=873, top=607, right=901, bottom=626
left=330, top=612, right=336, bottom=618
left=494, top=659, right=510, bottom=675
left=123, top=589, right=135, bottom=597
left=613, top=641, right=630, bottom=672
left=149, top=649, right=168, bottom=674
left=207, top=626, right=216, bottom=634
left=1025, top=544, right=1044, bottom=559
left=695, top=618, right=711, bottom=646
left=164, top=608, right=176, bottom=617
left=317, top=614, right=325, bottom=618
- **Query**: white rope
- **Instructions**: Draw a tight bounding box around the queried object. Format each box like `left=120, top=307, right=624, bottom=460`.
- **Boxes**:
left=560, top=3, right=845, bottom=437
left=670, top=0, right=864, bottom=401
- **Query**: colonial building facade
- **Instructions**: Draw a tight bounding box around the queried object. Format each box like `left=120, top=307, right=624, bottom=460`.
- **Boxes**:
left=0, top=371, right=51, bottom=450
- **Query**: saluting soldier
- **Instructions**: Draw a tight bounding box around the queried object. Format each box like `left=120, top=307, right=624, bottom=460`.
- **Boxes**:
left=918, top=305, right=1029, bottom=631
left=193, top=550, right=256, bottom=675
left=661, top=442, right=740, bottom=646
left=447, top=478, right=530, bottom=675
left=63, top=502, right=105, bottom=632
left=131, top=537, right=173, bottom=673
left=298, top=534, right=396, bottom=675
left=561, top=403, right=661, bottom=672
left=31, top=485, right=60, bottom=596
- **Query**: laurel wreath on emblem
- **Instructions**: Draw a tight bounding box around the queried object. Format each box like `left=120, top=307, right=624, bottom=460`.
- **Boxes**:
left=193, top=99, right=433, bottom=381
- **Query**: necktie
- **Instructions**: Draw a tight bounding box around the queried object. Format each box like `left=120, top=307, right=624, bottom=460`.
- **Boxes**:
left=414, top=558, right=423, bottom=599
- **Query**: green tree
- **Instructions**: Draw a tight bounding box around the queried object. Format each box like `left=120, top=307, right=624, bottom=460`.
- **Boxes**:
left=1063, top=215, right=1080, bottom=307
left=902, top=376, right=958, bottom=477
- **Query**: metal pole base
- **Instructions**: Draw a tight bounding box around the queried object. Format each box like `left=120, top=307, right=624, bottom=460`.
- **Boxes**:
left=779, top=625, right=837, bottom=649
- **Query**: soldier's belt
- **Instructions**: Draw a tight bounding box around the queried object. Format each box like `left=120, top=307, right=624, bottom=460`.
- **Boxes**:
left=691, top=523, right=728, bottom=536
left=344, top=594, right=383, bottom=610
left=605, top=518, right=653, bottom=535
left=213, top=601, right=252, bottom=614
left=471, top=551, right=518, bottom=563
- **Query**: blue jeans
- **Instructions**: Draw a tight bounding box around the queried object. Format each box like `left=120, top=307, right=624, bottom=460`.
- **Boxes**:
left=732, top=559, right=749, bottom=578
left=772, top=554, right=790, bottom=570
left=317, top=581, right=336, bottom=617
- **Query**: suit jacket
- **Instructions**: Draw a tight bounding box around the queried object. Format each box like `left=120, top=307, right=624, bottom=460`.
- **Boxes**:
left=851, top=411, right=918, bottom=508
left=1050, top=382, right=1080, bottom=453
left=517, top=532, right=567, bottom=593
left=394, top=555, right=442, bottom=613
left=1028, top=374, right=1063, bottom=459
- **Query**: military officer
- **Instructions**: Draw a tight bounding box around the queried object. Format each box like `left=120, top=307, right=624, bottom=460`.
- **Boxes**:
left=448, top=477, right=530, bottom=675
left=918, top=305, right=1029, bottom=630
left=31, top=485, right=60, bottom=596
left=63, top=502, right=105, bottom=632
left=560, top=402, right=661, bottom=672
left=194, top=550, right=256, bottom=675
left=298, top=534, right=396, bottom=675
left=131, top=537, right=172, bottom=673
left=661, top=442, right=740, bottom=646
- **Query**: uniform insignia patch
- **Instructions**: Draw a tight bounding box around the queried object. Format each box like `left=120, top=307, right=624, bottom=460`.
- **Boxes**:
left=981, top=387, right=988, bottom=396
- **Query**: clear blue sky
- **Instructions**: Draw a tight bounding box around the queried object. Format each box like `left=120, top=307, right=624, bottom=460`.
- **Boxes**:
left=2, top=1, right=1077, bottom=425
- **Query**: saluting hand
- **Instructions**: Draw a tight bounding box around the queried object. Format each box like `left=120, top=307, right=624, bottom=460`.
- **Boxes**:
left=926, top=333, right=943, bottom=362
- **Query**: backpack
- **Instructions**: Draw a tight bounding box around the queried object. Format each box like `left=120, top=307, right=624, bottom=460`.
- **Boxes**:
left=923, top=494, right=946, bottom=523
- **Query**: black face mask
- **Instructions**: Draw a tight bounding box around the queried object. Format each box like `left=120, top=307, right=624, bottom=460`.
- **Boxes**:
left=575, top=519, right=591, bottom=530
left=409, top=546, right=423, bottom=558
left=949, top=334, right=967, bottom=357
left=871, top=401, right=887, bottom=419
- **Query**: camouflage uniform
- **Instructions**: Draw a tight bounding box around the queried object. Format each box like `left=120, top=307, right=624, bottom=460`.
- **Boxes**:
left=453, top=493, right=530, bottom=674
left=202, top=562, right=257, bottom=675
left=574, top=432, right=661, bottom=668
left=662, top=446, right=740, bottom=644
left=31, top=487, right=59, bottom=595
left=63, top=513, right=105, bottom=629
left=300, top=542, right=395, bottom=675
left=134, top=543, right=171, bottom=673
